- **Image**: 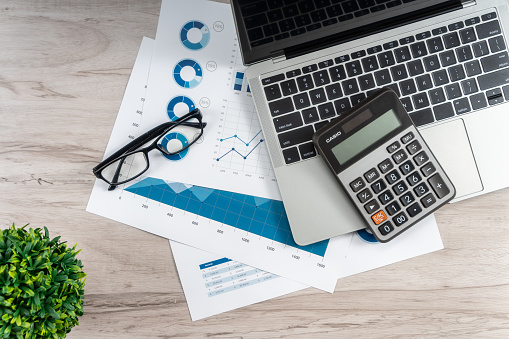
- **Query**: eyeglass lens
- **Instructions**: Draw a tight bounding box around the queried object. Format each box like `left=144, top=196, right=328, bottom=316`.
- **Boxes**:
left=157, top=125, right=203, bottom=155
left=100, top=152, right=148, bottom=184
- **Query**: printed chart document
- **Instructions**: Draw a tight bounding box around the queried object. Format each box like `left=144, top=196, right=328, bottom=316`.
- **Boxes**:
left=87, top=31, right=350, bottom=291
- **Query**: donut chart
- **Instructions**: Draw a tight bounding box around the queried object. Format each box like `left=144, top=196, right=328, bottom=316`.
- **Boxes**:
left=356, top=229, right=379, bottom=243
left=180, top=20, right=210, bottom=50
left=167, top=96, right=196, bottom=121
left=159, top=132, right=189, bottom=161
left=173, top=59, right=203, bottom=89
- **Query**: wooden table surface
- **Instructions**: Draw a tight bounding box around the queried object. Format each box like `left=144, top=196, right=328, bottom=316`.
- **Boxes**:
left=1, top=1, right=508, bottom=337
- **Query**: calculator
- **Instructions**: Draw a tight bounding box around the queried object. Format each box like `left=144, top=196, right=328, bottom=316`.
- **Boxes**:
left=313, top=88, right=455, bottom=243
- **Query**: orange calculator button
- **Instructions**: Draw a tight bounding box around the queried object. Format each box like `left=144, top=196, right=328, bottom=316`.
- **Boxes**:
left=371, top=210, right=387, bottom=225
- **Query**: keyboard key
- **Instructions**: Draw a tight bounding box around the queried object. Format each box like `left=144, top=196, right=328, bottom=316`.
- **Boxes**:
left=325, top=83, right=342, bottom=100
left=476, top=20, right=501, bottom=39
left=456, top=45, right=473, bottom=62
left=406, top=140, right=421, bottom=155
left=364, top=168, right=380, bottom=183
left=410, top=41, right=427, bottom=58
left=448, top=21, right=464, bottom=31
left=386, top=170, right=401, bottom=184
left=445, top=83, right=462, bottom=100
left=367, top=45, right=383, bottom=54
left=309, top=88, right=327, bottom=105
left=378, top=222, right=394, bottom=236
left=378, top=51, right=396, bottom=68
left=286, top=69, right=302, bottom=78
left=310, top=9, right=327, bottom=22
left=391, top=64, right=408, bottom=81
left=318, top=59, right=334, bottom=68
left=302, top=107, right=319, bottom=124
left=465, top=17, right=480, bottom=26
left=443, top=32, right=460, bottom=49
left=378, top=158, right=394, bottom=174
left=432, top=69, right=449, bottom=86
left=439, top=50, right=457, bottom=67
left=477, top=67, right=509, bottom=91
left=351, top=50, right=367, bottom=59
left=359, top=74, right=376, bottom=90
left=448, top=64, right=465, bottom=81
left=472, top=40, right=489, bottom=58
left=293, top=93, right=311, bottom=109
left=318, top=102, right=335, bottom=119
left=400, top=97, right=413, bottom=111
left=470, top=92, right=488, bottom=110
left=248, top=27, right=264, bottom=41
left=351, top=93, right=366, bottom=106
left=346, top=60, right=363, bottom=76
left=432, top=26, right=447, bottom=35
left=379, top=190, right=395, bottom=205
left=302, top=64, right=318, bottom=74
left=461, top=79, right=478, bottom=95
left=421, top=193, right=437, bottom=208
left=409, top=108, right=434, bottom=126
left=296, top=74, right=314, bottom=90
left=416, top=74, right=433, bottom=91
left=282, top=147, right=300, bottom=164
left=386, top=201, right=401, bottom=215
left=459, top=27, right=477, bottom=44
left=365, top=200, right=381, bottom=214
left=420, top=162, right=436, bottom=177
left=281, top=79, right=298, bottom=96
left=414, top=151, right=429, bottom=166
left=393, top=212, right=409, bottom=227
left=488, top=36, right=506, bottom=53
left=408, top=59, right=424, bottom=76
left=383, top=40, right=399, bottom=49
left=429, top=87, right=446, bottom=105
left=295, top=14, right=312, bottom=27
left=350, top=177, right=366, bottom=192
left=428, top=173, right=450, bottom=198
left=399, top=36, right=415, bottom=45
left=481, top=12, right=497, bottom=21
left=399, top=160, right=415, bottom=175
left=335, top=55, right=350, bottom=63
left=453, top=97, right=471, bottom=115
left=264, top=84, right=282, bottom=101
left=273, top=112, right=303, bottom=133
left=371, top=179, right=387, bottom=194
left=314, top=120, right=329, bottom=131
left=313, top=70, right=331, bottom=86
left=400, top=79, right=417, bottom=96
left=406, top=202, right=422, bottom=217
left=269, top=97, right=294, bottom=116
left=400, top=191, right=415, bottom=206
left=487, top=88, right=504, bottom=105
left=299, top=142, right=317, bottom=160
left=482, top=51, right=509, bottom=73
left=357, top=188, right=374, bottom=203
left=427, top=37, right=444, bottom=53
left=433, top=102, right=455, bottom=121
left=412, top=92, right=430, bottom=109
left=393, top=181, right=408, bottom=196
left=334, top=98, right=351, bottom=116
left=361, top=56, right=379, bottom=72
left=278, top=125, right=314, bottom=148
left=267, top=9, right=284, bottom=22
left=342, top=78, right=360, bottom=95
left=394, top=46, right=411, bottom=63
left=263, top=23, right=280, bottom=36
left=262, top=74, right=285, bottom=85
left=423, top=55, right=440, bottom=72
left=279, top=18, right=296, bottom=32
left=245, top=14, right=268, bottom=29
left=374, top=69, right=392, bottom=86
left=416, top=31, right=431, bottom=40
left=329, top=65, right=347, bottom=81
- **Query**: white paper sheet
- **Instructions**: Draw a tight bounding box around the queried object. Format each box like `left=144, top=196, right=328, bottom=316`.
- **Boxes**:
left=87, top=34, right=352, bottom=292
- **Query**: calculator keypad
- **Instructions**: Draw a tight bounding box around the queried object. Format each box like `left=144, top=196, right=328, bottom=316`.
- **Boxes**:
left=345, top=127, right=453, bottom=242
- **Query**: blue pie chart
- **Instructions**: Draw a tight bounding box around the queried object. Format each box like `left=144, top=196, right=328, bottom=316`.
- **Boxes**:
left=356, top=229, right=379, bottom=243
left=167, top=96, right=195, bottom=121
left=159, top=132, right=189, bottom=161
left=173, top=59, right=203, bottom=89
left=180, top=20, right=210, bottom=50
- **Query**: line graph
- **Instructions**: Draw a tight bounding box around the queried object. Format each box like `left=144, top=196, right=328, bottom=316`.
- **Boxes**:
left=216, top=131, right=264, bottom=161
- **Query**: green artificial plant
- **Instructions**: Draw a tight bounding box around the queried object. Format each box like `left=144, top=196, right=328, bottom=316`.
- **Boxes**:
left=0, top=224, right=86, bottom=339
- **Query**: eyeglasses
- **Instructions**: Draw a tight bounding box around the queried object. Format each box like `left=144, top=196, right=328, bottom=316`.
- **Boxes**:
left=93, top=108, right=206, bottom=191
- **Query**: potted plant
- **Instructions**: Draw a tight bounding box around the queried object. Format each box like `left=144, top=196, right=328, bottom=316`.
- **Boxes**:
left=0, top=224, right=86, bottom=338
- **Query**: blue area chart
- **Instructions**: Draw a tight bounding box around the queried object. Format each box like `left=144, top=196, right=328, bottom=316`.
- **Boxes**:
left=125, top=177, right=329, bottom=257
left=173, top=59, right=203, bottom=89
left=167, top=96, right=195, bottom=121
left=159, top=132, right=189, bottom=161
left=180, top=20, right=210, bottom=50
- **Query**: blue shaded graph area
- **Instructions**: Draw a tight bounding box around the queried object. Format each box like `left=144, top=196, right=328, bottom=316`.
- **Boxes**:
left=125, top=177, right=329, bottom=257
left=234, top=72, right=244, bottom=91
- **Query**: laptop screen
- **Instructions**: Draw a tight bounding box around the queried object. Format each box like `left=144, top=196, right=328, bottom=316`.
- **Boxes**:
left=230, top=0, right=463, bottom=65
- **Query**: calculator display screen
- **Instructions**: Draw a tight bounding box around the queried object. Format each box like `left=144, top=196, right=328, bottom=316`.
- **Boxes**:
left=332, top=109, right=401, bottom=165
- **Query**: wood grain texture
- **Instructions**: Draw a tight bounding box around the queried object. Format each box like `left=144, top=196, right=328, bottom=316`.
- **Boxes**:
left=0, top=1, right=508, bottom=338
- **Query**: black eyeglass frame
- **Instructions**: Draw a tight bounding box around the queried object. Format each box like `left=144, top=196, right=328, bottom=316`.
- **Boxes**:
left=93, top=108, right=206, bottom=190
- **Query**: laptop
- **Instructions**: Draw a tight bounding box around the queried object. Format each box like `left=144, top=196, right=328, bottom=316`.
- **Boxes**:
left=229, top=0, right=509, bottom=245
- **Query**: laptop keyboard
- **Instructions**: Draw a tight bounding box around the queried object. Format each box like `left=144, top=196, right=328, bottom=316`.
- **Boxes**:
left=243, top=0, right=403, bottom=47
left=261, top=12, right=509, bottom=164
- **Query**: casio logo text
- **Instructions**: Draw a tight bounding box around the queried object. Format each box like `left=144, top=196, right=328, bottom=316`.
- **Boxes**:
left=326, top=131, right=342, bottom=143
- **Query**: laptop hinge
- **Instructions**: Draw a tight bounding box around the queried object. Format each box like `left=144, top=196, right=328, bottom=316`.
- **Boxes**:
left=461, top=0, right=476, bottom=8
left=271, top=51, right=286, bottom=64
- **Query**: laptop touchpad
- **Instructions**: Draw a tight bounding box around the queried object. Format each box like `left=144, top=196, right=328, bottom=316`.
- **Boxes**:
left=419, top=119, right=483, bottom=200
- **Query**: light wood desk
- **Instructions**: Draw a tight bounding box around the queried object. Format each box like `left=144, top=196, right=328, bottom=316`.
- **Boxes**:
left=1, top=1, right=508, bottom=337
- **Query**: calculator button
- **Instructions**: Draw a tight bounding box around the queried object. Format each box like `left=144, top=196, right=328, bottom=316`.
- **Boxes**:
left=365, top=200, right=381, bottom=214
left=386, top=201, right=401, bottom=215
left=413, top=151, right=429, bottom=166
left=393, top=181, right=408, bottom=195
left=357, top=188, right=373, bottom=203
left=378, top=158, right=394, bottom=174
left=406, top=202, right=423, bottom=217
left=386, top=141, right=401, bottom=153
left=371, top=179, right=387, bottom=194
left=421, top=193, right=437, bottom=207
left=428, top=173, right=450, bottom=198
left=400, top=191, right=415, bottom=206
left=413, top=182, right=429, bottom=197
left=420, top=162, right=436, bottom=177
left=350, top=177, right=366, bottom=192
left=392, top=149, right=408, bottom=164
left=378, top=190, right=394, bottom=205
left=378, top=221, right=394, bottom=236
left=401, top=132, right=414, bottom=144
left=371, top=210, right=387, bottom=225
left=406, top=140, right=422, bottom=155
left=407, top=171, right=422, bottom=186
left=399, top=160, right=415, bottom=175
left=364, top=168, right=380, bottom=183
left=393, top=212, right=409, bottom=226
left=385, top=170, right=401, bottom=185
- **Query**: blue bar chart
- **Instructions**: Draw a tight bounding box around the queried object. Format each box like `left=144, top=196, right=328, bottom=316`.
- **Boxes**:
left=126, top=177, right=329, bottom=256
